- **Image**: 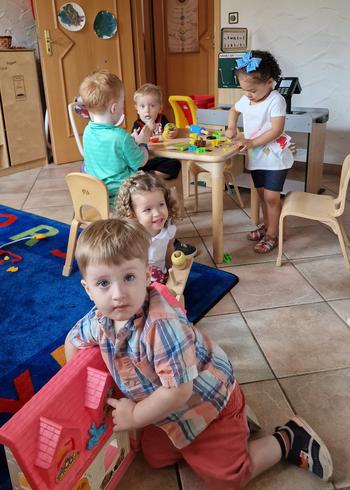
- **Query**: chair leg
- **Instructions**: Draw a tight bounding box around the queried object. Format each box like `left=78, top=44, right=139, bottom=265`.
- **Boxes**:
left=62, top=219, right=80, bottom=276
left=276, top=214, right=285, bottom=266
left=224, top=170, right=244, bottom=208
left=334, top=219, right=350, bottom=268
left=339, top=219, right=350, bottom=246
left=193, top=172, right=199, bottom=213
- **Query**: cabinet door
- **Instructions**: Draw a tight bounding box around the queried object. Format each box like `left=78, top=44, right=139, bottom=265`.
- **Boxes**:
left=0, top=50, right=47, bottom=166
left=34, top=0, right=137, bottom=164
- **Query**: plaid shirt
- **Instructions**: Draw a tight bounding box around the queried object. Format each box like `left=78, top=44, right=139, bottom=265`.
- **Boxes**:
left=67, top=287, right=235, bottom=449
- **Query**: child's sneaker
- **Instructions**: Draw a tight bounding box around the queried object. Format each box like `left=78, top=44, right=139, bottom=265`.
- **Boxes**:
left=276, top=416, right=333, bottom=481
left=174, top=239, right=197, bottom=257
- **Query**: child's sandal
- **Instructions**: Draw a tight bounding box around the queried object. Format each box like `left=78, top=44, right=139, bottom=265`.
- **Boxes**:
left=247, top=223, right=265, bottom=241
left=254, top=236, right=278, bottom=254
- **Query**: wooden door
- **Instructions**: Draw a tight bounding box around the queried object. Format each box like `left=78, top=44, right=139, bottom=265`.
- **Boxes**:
left=34, top=0, right=137, bottom=164
left=152, top=0, right=215, bottom=116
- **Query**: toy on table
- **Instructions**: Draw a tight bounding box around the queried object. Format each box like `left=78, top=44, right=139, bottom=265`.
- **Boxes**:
left=166, top=251, right=193, bottom=308
left=162, top=122, right=176, bottom=139
left=0, top=348, right=136, bottom=490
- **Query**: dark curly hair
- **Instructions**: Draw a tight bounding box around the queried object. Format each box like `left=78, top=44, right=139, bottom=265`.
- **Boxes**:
left=236, top=50, right=281, bottom=82
left=114, top=171, right=180, bottom=224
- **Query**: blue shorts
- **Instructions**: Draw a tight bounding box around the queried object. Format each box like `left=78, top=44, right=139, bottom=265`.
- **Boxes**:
left=251, top=169, right=288, bottom=192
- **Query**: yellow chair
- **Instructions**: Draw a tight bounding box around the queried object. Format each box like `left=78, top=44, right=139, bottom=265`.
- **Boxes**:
left=168, top=95, right=244, bottom=211
left=63, top=172, right=109, bottom=277
left=276, top=154, right=350, bottom=268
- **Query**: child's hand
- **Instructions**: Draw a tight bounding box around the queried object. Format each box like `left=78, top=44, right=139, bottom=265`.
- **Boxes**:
left=225, top=127, right=237, bottom=139
left=146, top=118, right=156, bottom=133
left=167, top=126, right=178, bottom=139
left=134, top=125, right=152, bottom=145
left=107, top=397, right=137, bottom=431
left=234, top=138, right=253, bottom=151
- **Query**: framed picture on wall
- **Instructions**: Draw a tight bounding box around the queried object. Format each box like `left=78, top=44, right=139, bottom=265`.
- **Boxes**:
left=167, top=0, right=199, bottom=53
left=221, top=28, right=248, bottom=52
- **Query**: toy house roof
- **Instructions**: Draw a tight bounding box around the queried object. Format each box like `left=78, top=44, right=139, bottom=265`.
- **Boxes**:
left=0, top=347, right=116, bottom=489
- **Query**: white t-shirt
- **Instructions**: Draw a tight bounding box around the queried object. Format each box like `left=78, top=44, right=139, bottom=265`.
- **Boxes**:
left=149, top=223, right=176, bottom=272
left=235, top=90, right=294, bottom=171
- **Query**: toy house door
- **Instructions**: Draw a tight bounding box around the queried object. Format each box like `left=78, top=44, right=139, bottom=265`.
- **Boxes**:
left=33, top=0, right=137, bottom=164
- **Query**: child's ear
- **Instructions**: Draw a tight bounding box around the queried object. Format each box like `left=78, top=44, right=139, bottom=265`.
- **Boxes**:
left=81, top=279, right=94, bottom=301
left=110, top=102, right=117, bottom=114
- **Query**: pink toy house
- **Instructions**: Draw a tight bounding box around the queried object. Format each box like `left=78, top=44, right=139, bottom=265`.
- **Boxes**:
left=0, top=348, right=136, bottom=490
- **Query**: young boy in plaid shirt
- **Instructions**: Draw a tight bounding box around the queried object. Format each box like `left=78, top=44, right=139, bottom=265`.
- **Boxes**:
left=65, top=218, right=333, bottom=489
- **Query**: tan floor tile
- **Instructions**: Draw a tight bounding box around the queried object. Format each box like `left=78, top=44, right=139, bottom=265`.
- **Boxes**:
left=294, top=256, right=350, bottom=300
left=188, top=237, right=215, bottom=267
left=190, top=208, right=252, bottom=237
left=281, top=224, right=343, bottom=260
left=203, top=232, right=279, bottom=267
left=328, top=299, right=350, bottom=325
left=205, top=292, right=239, bottom=316
left=0, top=192, right=29, bottom=209
left=1, top=175, right=37, bottom=194
left=244, top=303, right=350, bottom=377
left=280, top=369, right=350, bottom=487
left=0, top=166, right=40, bottom=184
left=175, top=216, right=199, bottom=238
left=281, top=214, right=321, bottom=228
left=37, top=161, right=81, bottom=179
left=119, top=453, right=179, bottom=490
left=30, top=177, right=69, bottom=193
left=23, top=206, right=73, bottom=225
left=226, top=262, right=322, bottom=311
left=185, top=188, right=238, bottom=214
left=23, top=188, right=72, bottom=209
left=242, top=380, right=333, bottom=489
left=196, top=313, right=273, bottom=383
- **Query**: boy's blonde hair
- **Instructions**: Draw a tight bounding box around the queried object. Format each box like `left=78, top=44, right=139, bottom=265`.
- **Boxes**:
left=76, top=218, right=150, bottom=277
left=79, top=70, right=123, bottom=113
left=134, top=83, right=163, bottom=105
left=115, top=171, right=180, bottom=223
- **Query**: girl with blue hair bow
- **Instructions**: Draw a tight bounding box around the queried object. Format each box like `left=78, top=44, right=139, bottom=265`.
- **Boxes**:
left=226, top=50, right=293, bottom=253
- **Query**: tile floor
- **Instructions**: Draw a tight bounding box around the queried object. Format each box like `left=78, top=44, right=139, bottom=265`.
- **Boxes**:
left=1, top=162, right=350, bottom=489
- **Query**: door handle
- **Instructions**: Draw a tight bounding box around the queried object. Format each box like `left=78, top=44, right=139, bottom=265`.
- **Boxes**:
left=44, top=29, right=53, bottom=56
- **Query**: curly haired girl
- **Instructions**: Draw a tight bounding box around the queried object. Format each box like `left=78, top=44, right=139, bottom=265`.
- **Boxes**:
left=226, top=50, right=294, bottom=253
left=115, top=171, right=180, bottom=283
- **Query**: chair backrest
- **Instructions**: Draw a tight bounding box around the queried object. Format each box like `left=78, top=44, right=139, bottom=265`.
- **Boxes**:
left=334, top=154, right=350, bottom=216
left=65, top=172, right=109, bottom=223
left=68, top=102, right=84, bottom=157
left=168, top=96, right=197, bottom=128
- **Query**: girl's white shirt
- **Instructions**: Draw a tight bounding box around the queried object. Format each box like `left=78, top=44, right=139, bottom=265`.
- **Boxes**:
left=235, top=90, right=294, bottom=171
left=148, top=223, right=177, bottom=272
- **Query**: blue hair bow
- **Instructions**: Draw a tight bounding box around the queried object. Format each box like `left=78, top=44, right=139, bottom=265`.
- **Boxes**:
left=236, top=51, right=262, bottom=72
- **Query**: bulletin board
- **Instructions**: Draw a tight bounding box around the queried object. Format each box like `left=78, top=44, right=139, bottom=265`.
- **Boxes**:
left=218, top=52, right=246, bottom=88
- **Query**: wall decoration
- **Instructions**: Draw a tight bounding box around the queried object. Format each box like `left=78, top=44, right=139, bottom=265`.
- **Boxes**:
left=167, top=0, right=199, bottom=54
left=221, top=28, right=248, bottom=52
left=93, top=11, right=117, bottom=39
left=228, top=12, right=239, bottom=24
left=58, top=3, right=86, bottom=32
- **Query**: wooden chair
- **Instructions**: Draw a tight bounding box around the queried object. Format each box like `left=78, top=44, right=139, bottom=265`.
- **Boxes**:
left=168, top=95, right=244, bottom=211
left=68, top=101, right=185, bottom=216
left=276, top=154, right=350, bottom=268
left=62, top=172, right=109, bottom=277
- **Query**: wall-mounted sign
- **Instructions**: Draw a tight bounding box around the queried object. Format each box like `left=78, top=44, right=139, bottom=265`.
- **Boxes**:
left=221, top=28, right=248, bottom=52
left=167, top=0, right=199, bottom=54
